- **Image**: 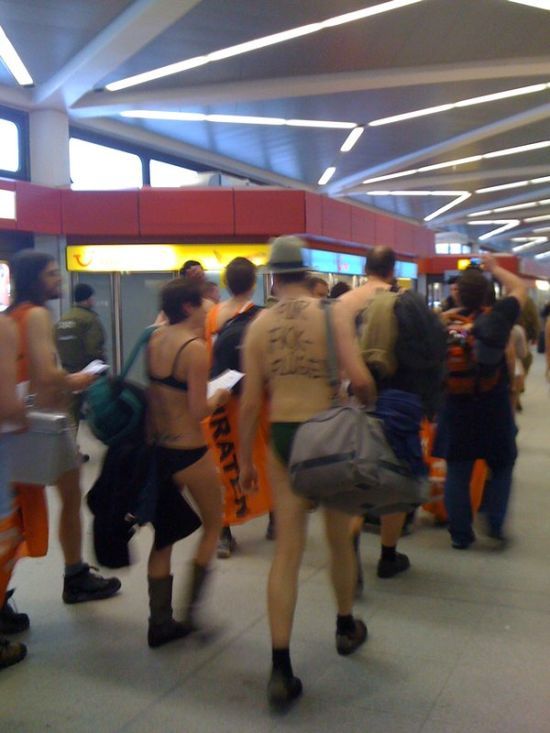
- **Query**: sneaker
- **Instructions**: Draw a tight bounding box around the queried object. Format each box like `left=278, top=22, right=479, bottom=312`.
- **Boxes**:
left=267, top=668, right=303, bottom=711
left=377, top=552, right=410, bottom=578
left=63, top=565, right=121, bottom=604
left=336, top=618, right=368, bottom=656
left=0, top=637, right=27, bottom=669
left=217, top=528, right=236, bottom=559
left=0, top=590, right=30, bottom=634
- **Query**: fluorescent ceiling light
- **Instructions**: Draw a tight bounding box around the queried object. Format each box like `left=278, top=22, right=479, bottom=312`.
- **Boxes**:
left=361, top=140, right=550, bottom=185
left=534, top=226, right=550, bottom=232
left=369, top=104, right=454, bottom=127
left=417, top=156, right=483, bottom=173
left=476, top=181, right=529, bottom=194
left=121, top=110, right=355, bottom=129
left=318, top=166, right=336, bottom=186
left=507, top=0, right=550, bottom=10
left=512, top=237, right=548, bottom=252
left=535, top=251, right=550, bottom=259
left=468, top=199, right=550, bottom=217
left=286, top=119, right=355, bottom=129
left=363, top=189, right=471, bottom=221
left=0, top=25, right=33, bottom=86
left=525, top=214, right=550, bottom=222
left=340, top=127, right=365, bottom=152
left=107, top=0, right=426, bottom=91
left=369, top=82, right=549, bottom=127
left=484, top=141, right=550, bottom=158
left=468, top=219, right=520, bottom=240
left=491, top=202, right=538, bottom=212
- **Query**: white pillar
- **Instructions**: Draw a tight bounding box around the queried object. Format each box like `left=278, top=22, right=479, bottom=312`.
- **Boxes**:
left=29, top=109, right=71, bottom=318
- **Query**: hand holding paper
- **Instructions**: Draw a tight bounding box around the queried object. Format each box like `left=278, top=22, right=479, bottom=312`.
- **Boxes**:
left=207, top=369, right=244, bottom=399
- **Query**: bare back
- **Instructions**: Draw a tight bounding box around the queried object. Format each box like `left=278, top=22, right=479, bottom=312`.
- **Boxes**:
left=147, top=326, right=208, bottom=449
left=246, top=296, right=332, bottom=422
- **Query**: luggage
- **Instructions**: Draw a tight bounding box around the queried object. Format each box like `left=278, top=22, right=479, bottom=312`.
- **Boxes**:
left=360, top=289, right=446, bottom=418
left=289, top=300, right=428, bottom=516
left=10, top=410, right=73, bottom=485
left=85, top=326, right=156, bottom=447
left=290, top=404, right=428, bottom=516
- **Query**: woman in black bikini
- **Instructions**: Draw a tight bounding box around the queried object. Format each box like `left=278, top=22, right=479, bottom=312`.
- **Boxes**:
left=146, top=278, right=230, bottom=647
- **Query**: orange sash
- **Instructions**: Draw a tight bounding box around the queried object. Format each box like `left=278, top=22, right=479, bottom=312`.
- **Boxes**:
left=204, top=304, right=273, bottom=525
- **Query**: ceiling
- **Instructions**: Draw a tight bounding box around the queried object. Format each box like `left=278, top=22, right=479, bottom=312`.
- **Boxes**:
left=0, top=0, right=549, bottom=257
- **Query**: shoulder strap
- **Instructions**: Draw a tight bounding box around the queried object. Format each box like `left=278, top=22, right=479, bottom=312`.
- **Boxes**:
left=320, top=299, right=340, bottom=407
left=171, top=337, right=199, bottom=377
left=120, top=325, right=158, bottom=379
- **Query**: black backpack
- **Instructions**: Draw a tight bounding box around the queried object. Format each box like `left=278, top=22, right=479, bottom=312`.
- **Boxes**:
left=393, top=290, right=447, bottom=418
left=210, top=305, right=262, bottom=385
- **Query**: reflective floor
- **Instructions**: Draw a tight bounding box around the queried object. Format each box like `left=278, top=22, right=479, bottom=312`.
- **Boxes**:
left=3, top=356, right=550, bottom=732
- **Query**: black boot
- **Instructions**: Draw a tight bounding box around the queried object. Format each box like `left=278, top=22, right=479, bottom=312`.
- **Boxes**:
left=147, top=575, right=190, bottom=648
left=182, top=561, right=210, bottom=631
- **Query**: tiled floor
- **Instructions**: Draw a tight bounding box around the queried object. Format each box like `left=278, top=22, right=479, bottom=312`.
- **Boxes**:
left=2, top=355, right=550, bottom=732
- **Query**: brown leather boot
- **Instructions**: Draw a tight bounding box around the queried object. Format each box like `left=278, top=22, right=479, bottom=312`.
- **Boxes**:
left=147, top=575, right=190, bottom=648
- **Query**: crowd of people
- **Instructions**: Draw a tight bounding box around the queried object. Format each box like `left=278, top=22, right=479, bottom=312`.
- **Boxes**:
left=1, top=238, right=548, bottom=715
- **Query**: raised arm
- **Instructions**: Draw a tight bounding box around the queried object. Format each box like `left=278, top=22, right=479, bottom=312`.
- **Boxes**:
left=482, top=254, right=527, bottom=308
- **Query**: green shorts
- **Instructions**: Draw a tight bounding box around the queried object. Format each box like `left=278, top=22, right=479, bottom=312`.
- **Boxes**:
left=271, top=422, right=302, bottom=466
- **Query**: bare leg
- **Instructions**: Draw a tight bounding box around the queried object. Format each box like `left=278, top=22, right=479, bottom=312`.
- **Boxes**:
left=378, top=512, right=410, bottom=579
left=55, top=468, right=82, bottom=566
left=380, top=512, right=406, bottom=547
left=172, top=450, right=223, bottom=568
left=148, top=544, right=172, bottom=579
left=267, top=451, right=309, bottom=649
left=324, top=508, right=356, bottom=616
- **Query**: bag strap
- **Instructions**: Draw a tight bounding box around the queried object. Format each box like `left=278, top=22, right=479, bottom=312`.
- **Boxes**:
left=320, top=299, right=340, bottom=407
left=120, top=325, right=158, bottom=380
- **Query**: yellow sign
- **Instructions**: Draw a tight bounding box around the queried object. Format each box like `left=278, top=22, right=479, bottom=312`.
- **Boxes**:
left=457, top=258, right=472, bottom=271
left=66, top=244, right=269, bottom=273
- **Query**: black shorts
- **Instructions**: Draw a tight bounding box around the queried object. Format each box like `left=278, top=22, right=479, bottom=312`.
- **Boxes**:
left=152, top=446, right=207, bottom=550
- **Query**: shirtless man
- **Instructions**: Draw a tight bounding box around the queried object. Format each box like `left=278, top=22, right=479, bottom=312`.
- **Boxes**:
left=9, top=250, right=121, bottom=607
left=239, top=236, right=369, bottom=711
left=333, top=246, right=411, bottom=581
left=0, top=315, right=27, bottom=668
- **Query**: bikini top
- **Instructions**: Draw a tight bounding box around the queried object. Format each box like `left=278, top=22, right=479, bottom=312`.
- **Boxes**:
left=148, top=337, right=198, bottom=392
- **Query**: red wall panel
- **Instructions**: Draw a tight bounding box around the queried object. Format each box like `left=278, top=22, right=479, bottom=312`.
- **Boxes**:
left=351, top=208, right=376, bottom=245
left=234, top=189, right=305, bottom=236
left=305, top=193, right=323, bottom=236
left=16, top=182, right=62, bottom=234
left=62, top=190, right=139, bottom=236
left=322, top=197, right=352, bottom=240
left=375, top=213, right=395, bottom=248
left=139, top=188, right=233, bottom=236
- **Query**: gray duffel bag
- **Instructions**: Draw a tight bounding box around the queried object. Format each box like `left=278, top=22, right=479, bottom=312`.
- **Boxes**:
left=289, top=404, right=428, bottom=516
left=288, top=300, right=428, bottom=516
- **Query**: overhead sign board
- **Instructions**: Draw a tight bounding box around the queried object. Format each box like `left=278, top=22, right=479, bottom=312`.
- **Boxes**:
left=66, top=244, right=269, bottom=272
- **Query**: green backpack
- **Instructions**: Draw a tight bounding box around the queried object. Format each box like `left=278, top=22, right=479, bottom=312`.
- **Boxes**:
left=85, top=327, right=156, bottom=447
